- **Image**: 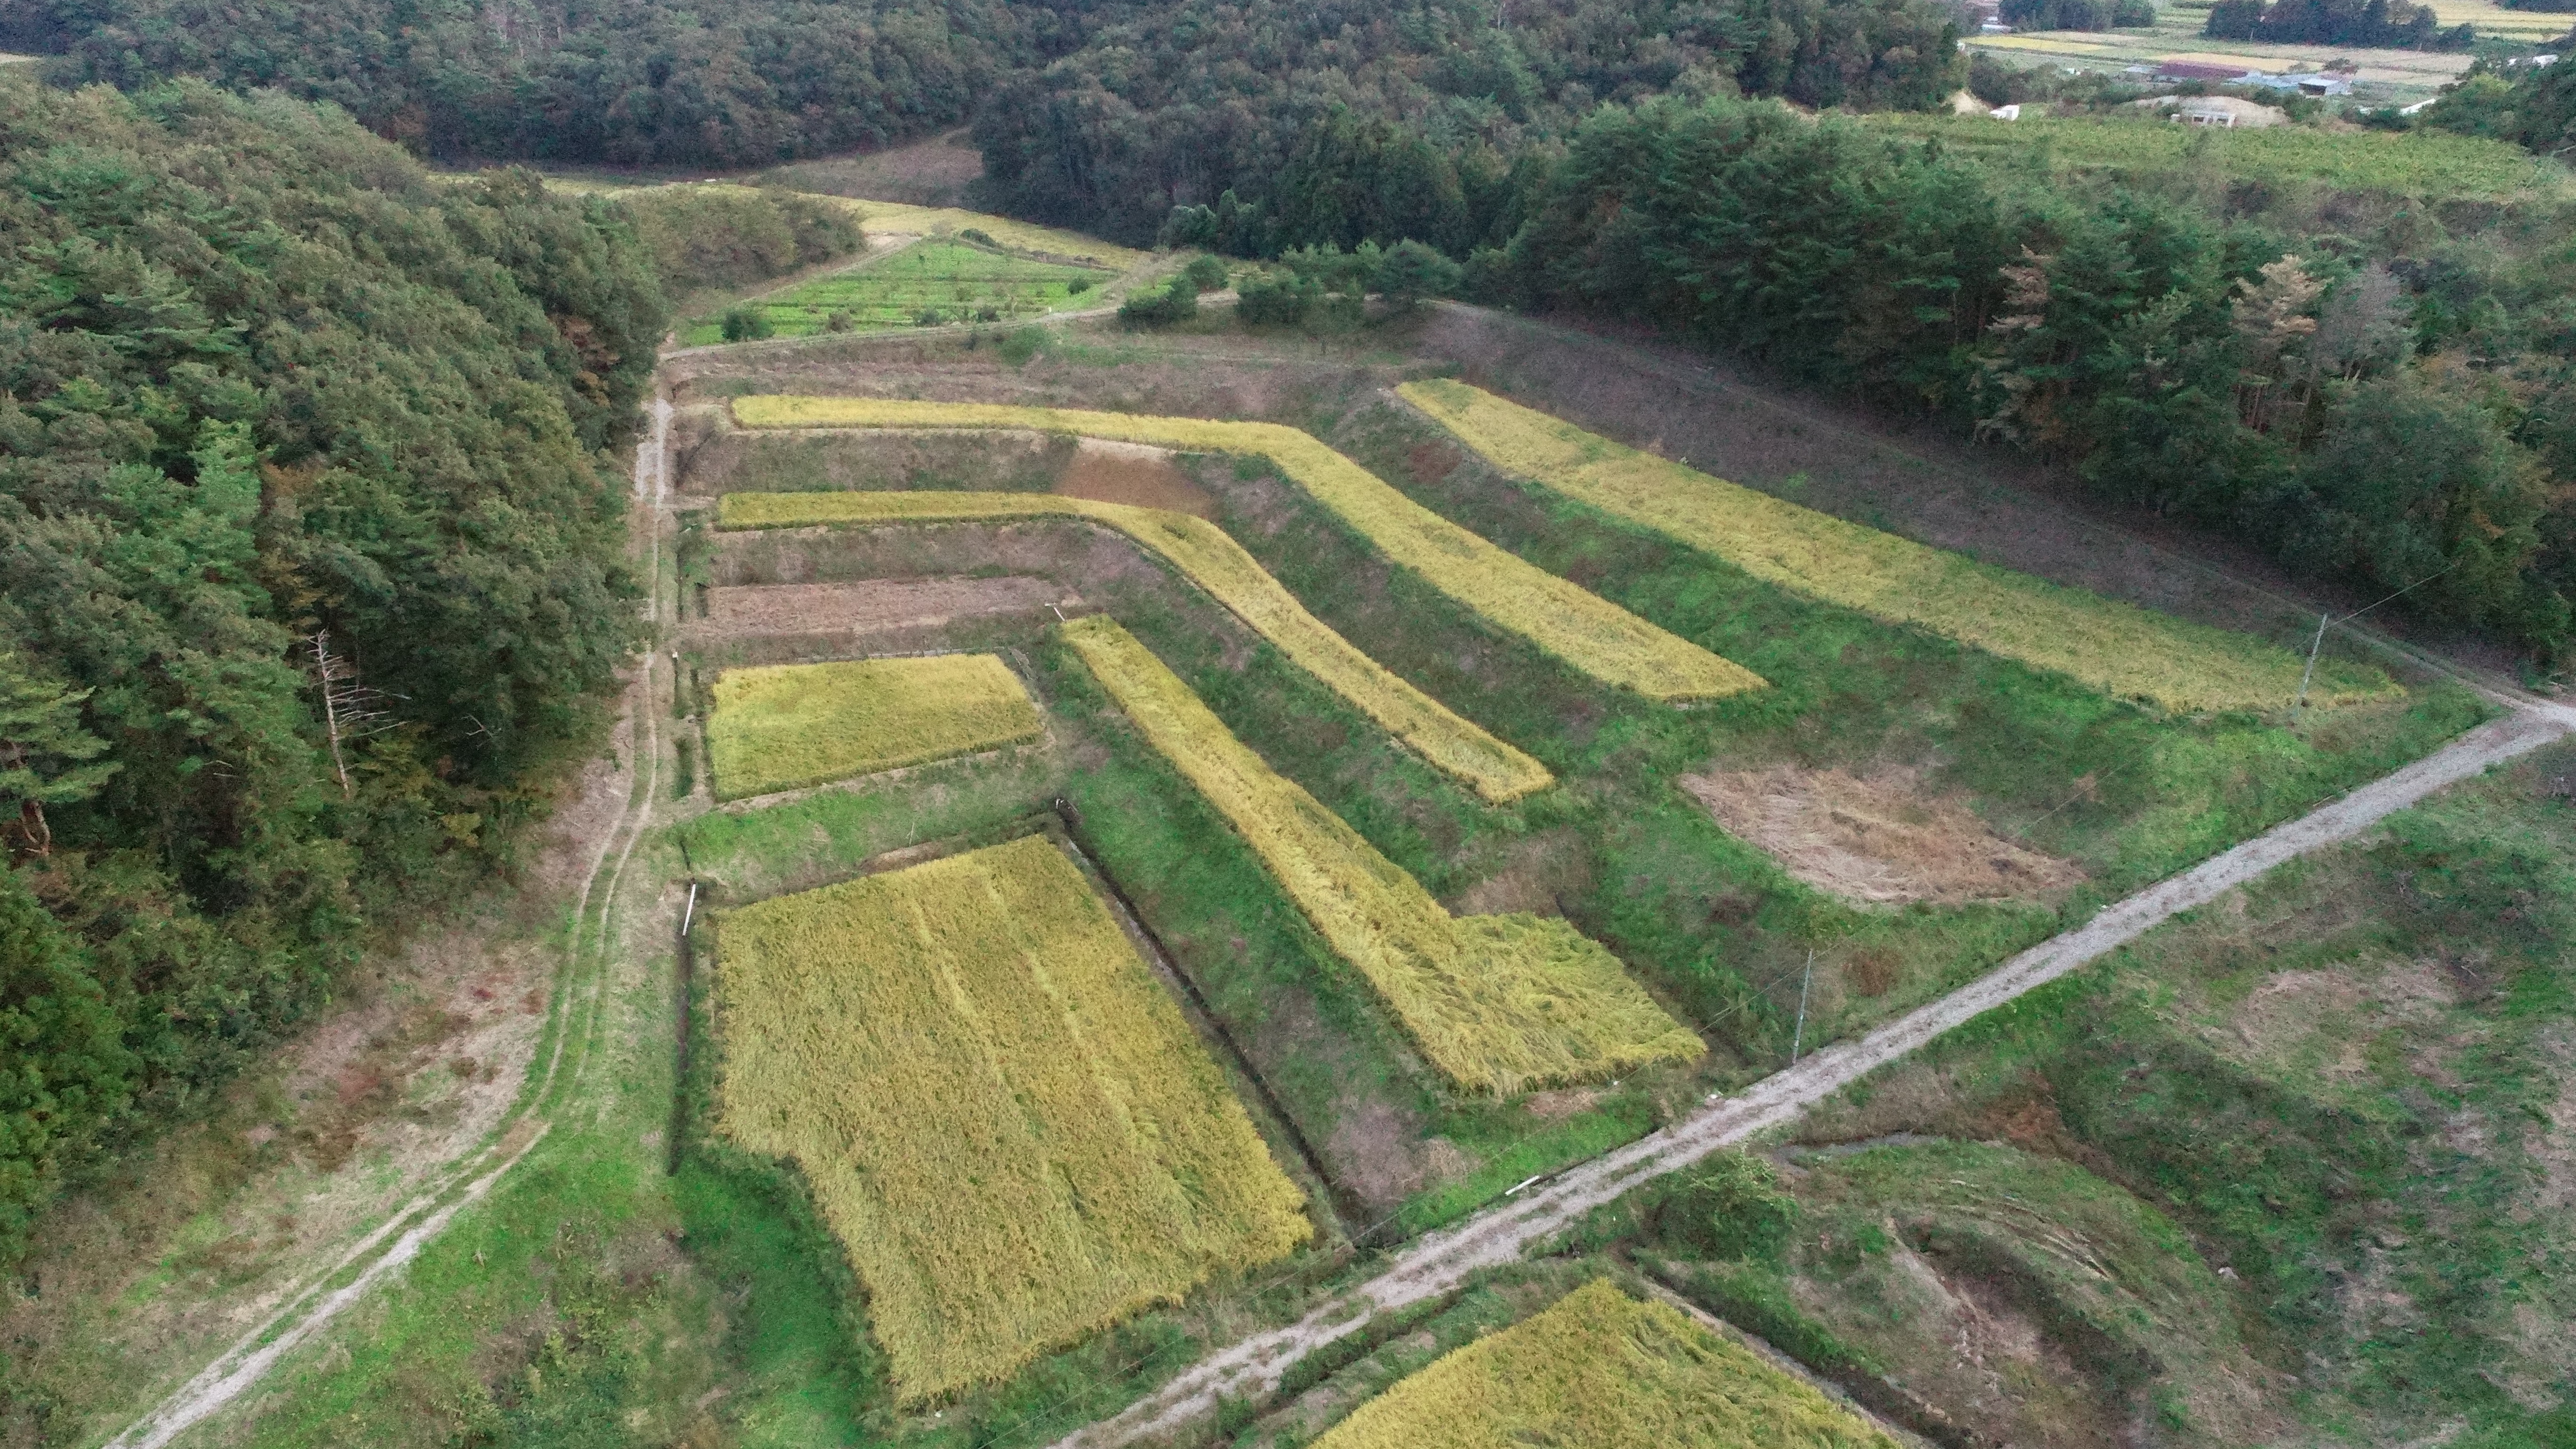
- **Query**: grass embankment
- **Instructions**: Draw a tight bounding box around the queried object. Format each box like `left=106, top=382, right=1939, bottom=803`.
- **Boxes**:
left=1863, top=113, right=2576, bottom=204
left=731, top=394, right=1765, bottom=701
left=679, top=236, right=1115, bottom=345
left=1311, top=1280, right=1895, bottom=1449
left=1401, top=379, right=2395, bottom=714
left=713, top=836, right=1310, bottom=1401
left=1765, top=739, right=2576, bottom=1444
left=705, top=655, right=1042, bottom=800
left=1062, top=615, right=1701, bottom=1095
left=716, top=490, right=1553, bottom=802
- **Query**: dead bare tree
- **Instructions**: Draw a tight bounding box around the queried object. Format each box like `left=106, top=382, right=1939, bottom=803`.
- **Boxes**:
left=307, top=630, right=395, bottom=797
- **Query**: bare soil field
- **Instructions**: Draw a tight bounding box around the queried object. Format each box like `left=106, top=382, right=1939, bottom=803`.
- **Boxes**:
left=1055, top=437, right=1218, bottom=516
left=701, top=576, right=1078, bottom=636
left=1681, top=765, right=2085, bottom=906
left=755, top=129, right=986, bottom=207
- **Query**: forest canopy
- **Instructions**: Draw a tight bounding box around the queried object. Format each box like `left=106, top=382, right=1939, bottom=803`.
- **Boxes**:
left=0, top=78, right=661, bottom=1258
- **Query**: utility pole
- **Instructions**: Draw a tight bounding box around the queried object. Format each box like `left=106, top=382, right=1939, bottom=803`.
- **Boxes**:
left=2292, top=609, right=2329, bottom=721
left=1790, top=950, right=1814, bottom=1064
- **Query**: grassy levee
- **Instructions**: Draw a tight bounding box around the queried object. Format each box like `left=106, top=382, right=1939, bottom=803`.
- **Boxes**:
left=730, top=394, right=1765, bottom=702
left=716, top=490, right=1555, bottom=803
left=1310, top=1279, right=1896, bottom=1449
left=1401, top=379, right=2396, bottom=715
left=1061, top=614, right=1702, bottom=1095
left=705, top=654, right=1041, bottom=800
left=713, top=836, right=1311, bottom=1402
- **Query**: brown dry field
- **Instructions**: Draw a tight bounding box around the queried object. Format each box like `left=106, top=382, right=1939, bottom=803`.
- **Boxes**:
left=700, top=576, right=1078, bottom=636
left=756, top=129, right=985, bottom=207
left=1681, top=765, right=2085, bottom=906
left=1054, top=437, right=1220, bottom=516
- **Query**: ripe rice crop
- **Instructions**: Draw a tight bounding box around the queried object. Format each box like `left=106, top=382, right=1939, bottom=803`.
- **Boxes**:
left=713, top=836, right=1310, bottom=1401
left=1311, top=1280, right=1896, bottom=1449
left=716, top=490, right=1554, bottom=803
left=1062, top=615, right=1702, bottom=1095
left=706, top=654, right=1042, bottom=800
left=731, top=394, right=1764, bottom=701
left=1400, top=380, right=2399, bottom=714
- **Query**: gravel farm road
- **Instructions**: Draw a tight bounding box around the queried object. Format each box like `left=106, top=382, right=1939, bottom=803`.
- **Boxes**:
left=1049, top=700, right=2576, bottom=1449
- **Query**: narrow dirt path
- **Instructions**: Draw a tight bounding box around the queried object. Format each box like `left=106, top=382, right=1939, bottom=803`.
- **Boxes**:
left=1052, top=703, right=2574, bottom=1449
left=98, top=402, right=676, bottom=1449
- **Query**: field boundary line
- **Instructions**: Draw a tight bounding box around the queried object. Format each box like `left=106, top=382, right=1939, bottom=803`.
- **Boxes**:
left=1046, top=703, right=2571, bottom=1449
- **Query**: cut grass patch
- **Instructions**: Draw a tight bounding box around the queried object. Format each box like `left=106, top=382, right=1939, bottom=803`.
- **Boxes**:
left=712, top=835, right=1311, bottom=1401
left=1401, top=379, right=2397, bottom=715
left=1062, top=614, right=1703, bottom=1095
left=705, top=654, right=1041, bottom=801
left=680, top=237, right=1114, bottom=345
left=716, top=490, right=1554, bottom=803
left=1310, top=1279, right=1897, bottom=1449
left=731, top=394, right=1765, bottom=701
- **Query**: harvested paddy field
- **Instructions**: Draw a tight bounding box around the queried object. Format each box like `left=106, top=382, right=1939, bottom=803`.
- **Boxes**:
left=711, top=836, right=1311, bottom=1401
left=1310, top=1279, right=1896, bottom=1449
left=732, top=394, right=1765, bottom=701
left=707, top=654, right=1042, bottom=799
left=701, top=576, right=1076, bottom=637
left=1063, top=614, right=1703, bottom=1095
left=1681, top=765, right=2085, bottom=906
left=1401, top=379, right=2395, bottom=714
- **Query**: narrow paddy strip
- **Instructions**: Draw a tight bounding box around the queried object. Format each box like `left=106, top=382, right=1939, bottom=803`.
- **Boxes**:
left=730, top=394, right=1765, bottom=702
left=1400, top=379, right=2398, bottom=714
left=717, top=489, right=1555, bottom=802
left=1063, top=614, right=1702, bottom=1095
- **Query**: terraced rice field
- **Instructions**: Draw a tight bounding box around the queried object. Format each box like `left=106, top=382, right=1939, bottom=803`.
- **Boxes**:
left=1063, top=615, right=1703, bottom=1094
left=706, top=655, right=1042, bottom=800
left=679, top=237, right=1115, bottom=345
left=732, top=395, right=1764, bottom=701
left=716, top=490, right=1553, bottom=802
left=712, top=836, right=1311, bottom=1400
left=840, top=200, right=1151, bottom=268
left=1401, top=380, right=2399, bottom=714
left=1311, top=1280, right=1897, bottom=1449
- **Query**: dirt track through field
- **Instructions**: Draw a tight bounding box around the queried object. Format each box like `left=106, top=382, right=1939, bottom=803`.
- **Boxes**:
left=1050, top=703, right=2574, bottom=1449
left=98, top=398, right=676, bottom=1449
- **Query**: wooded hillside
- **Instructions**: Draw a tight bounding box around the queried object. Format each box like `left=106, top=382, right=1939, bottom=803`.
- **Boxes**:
left=0, top=79, right=661, bottom=1258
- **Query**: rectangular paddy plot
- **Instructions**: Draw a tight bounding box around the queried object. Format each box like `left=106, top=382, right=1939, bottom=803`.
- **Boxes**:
left=1401, top=380, right=2398, bottom=715
left=712, top=835, right=1311, bottom=1401
left=707, top=654, right=1041, bottom=800
left=717, top=490, right=1555, bottom=804
left=681, top=237, right=1113, bottom=344
left=1063, top=615, right=1703, bottom=1095
left=732, top=394, right=1764, bottom=702
left=1312, top=1280, right=1897, bottom=1449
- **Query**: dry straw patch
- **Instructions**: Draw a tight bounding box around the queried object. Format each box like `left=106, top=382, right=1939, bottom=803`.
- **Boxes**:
left=713, top=836, right=1310, bottom=1401
left=730, top=394, right=1764, bottom=702
left=1400, top=379, right=2399, bottom=714
left=1310, top=1280, right=1898, bottom=1449
left=1063, top=615, right=1702, bottom=1095
left=717, top=490, right=1553, bottom=803
left=706, top=654, right=1041, bottom=800
left=1682, top=765, right=2084, bottom=905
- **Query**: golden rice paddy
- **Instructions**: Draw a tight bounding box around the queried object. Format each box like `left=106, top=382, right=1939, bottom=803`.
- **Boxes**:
left=705, top=654, right=1042, bottom=800
left=1400, top=380, right=2399, bottom=714
left=731, top=394, right=1765, bottom=701
left=1063, top=615, right=1702, bottom=1095
left=712, top=835, right=1310, bottom=1401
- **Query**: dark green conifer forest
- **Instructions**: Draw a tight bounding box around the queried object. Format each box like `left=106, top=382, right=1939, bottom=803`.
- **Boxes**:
left=0, top=81, right=661, bottom=1255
